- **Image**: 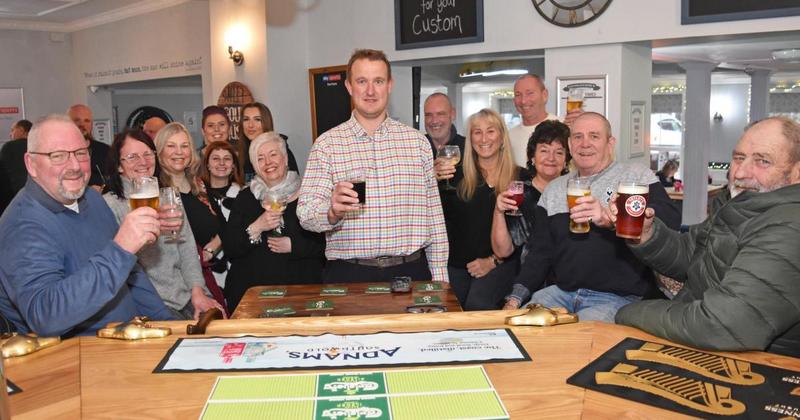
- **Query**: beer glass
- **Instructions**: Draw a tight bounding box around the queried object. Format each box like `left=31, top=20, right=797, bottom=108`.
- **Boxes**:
left=616, top=182, right=649, bottom=240
left=159, top=187, right=184, bottom=243
left=348, top=170, right=366, bottom=204
left=567, top=178, right=591, bottom=234
left=567, top=87, right=584, bottom=113
left=130, top=176, right=160, bottom=210
left=437, top=145, right=461, bottom=191
left=506, top=180, right=525, bottom=216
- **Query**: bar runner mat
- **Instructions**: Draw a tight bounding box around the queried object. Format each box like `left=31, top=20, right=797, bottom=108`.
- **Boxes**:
left=567, top=337, right=800, bottom=419
left=199, top=365, right=510, bottom=420
left=154, top=328, right=530, bottom=373
left=6, top=378, right=21, bottom=396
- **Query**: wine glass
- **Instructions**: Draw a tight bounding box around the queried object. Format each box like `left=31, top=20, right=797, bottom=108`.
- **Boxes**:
left=265, top=191, right=288, bottom=237
left=506, top=181, right=525, bottom=216
left=438, top=145, right=461, bottom=191
left=159, top=187, right=184, bottom=243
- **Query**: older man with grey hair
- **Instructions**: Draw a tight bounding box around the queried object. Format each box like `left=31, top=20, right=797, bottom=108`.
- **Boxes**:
left=0, top=114, right=174, bottom=336
left=615, top=116, right=800, bottom=357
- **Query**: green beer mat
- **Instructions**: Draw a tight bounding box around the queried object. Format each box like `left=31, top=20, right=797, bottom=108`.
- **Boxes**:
left=200, top=365, right=509, bottom=419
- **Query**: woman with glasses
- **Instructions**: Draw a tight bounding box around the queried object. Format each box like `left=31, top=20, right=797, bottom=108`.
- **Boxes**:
left=154, top=122, right=227, bottom=310
left=102, top=129, right=224, bottom=319
left=221, top=132, right=325, bottom=311
left=239, top=102, right=298, bottom=181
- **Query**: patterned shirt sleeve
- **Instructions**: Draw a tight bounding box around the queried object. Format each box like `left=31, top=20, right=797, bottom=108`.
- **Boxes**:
left=297, top=137, right=343, bottom=233
left=420, top=136, right=449, bottom=282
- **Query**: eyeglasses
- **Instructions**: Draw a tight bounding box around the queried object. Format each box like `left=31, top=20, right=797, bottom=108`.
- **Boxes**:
left=406, top=305, right=447, bottom=314
left=29, top=147, right=91, bottom=165
left=121, top=151, right=156, bottom=164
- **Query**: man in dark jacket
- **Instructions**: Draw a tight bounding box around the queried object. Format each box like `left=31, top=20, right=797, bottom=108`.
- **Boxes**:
left=615, top=117, right=800, bottom=357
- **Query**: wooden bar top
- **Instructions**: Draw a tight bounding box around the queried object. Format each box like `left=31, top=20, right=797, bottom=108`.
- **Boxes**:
left=5, top=312, right=800, bottom=419
left=231, top=282, right=462, bottom=319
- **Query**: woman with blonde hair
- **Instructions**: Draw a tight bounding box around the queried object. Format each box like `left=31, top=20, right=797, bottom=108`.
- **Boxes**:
left=154, top=122, right=227, bottom=310
left=440, top=108, right=520, bottom=310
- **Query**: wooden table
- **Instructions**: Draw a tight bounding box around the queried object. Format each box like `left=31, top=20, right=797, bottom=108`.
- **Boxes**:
left=4, top=338, right=80, bottom=419
left=231, top=282, right=462, bottom=319
left=5, top=312, right=800, bottom=419
left=666, top=184, right=725, bottom=200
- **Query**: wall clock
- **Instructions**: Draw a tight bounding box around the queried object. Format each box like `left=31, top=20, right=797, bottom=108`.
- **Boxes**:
left=531, top=0, right=612, bottom=27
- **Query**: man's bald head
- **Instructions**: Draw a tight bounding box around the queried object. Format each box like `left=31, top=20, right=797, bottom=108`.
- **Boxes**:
left=67, top=104, right=93, bottom=138
left=142, top=116, right=167, bottom=140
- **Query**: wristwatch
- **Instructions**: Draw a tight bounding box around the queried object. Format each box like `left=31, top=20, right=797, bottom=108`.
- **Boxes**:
left=491, top=255, right=503, bottom=266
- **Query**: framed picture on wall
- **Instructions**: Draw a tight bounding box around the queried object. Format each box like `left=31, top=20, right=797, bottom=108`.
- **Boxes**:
left=629, top=100, right=646, bottom=158
left=682, top=0, right=800, bottom=24
left=556, top=75, right=607, bottom=117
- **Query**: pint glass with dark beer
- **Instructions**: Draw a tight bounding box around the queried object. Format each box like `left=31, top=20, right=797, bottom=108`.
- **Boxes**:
left=130, top=176, right=160, bottom=210
left=616, top=182, right=649, bottom=239
left=567, top=178, right=591, bottom=233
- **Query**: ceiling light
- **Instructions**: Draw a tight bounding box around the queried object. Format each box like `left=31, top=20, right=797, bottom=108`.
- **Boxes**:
left=771, top=49, right=800, bottom=62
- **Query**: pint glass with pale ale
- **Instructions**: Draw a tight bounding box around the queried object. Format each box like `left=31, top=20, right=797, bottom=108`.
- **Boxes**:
left=616, top=182, right=649, bottom=239
left=567, top=87, right=584, bottom=113
left=130, top=176, right=160, bottom=210
left=567, top=178, right=592, bottom=233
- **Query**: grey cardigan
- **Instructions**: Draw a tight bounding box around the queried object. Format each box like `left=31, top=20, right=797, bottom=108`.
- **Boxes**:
left=103, top=190, right=208, bottom=311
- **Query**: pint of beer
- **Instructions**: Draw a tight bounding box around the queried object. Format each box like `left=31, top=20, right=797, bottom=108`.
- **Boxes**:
left=616, top=182, right=649, bottom=239
left=130, top=176, right=160, bottom=210
left=567, top=87, right=584, bottom=113
left=567, top=178, right=592, bottom=233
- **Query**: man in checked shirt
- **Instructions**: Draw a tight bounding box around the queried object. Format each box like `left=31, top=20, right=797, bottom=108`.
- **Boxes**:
left=298, top=49, right=449, bottom=284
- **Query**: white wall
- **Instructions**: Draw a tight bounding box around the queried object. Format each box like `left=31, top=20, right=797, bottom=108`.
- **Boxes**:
left=0, top=30, right=72, bottom=120
left=709, top=83, right=749, bottom=162
left=302, top=0, right=800, bottom=67
left=265, top=0, right=312, bottom=173
left=70, top=2, right=211, bottom=118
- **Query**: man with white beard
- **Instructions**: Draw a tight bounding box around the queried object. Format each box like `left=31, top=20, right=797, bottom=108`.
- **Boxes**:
left=0, top=114, right=174, bottom=337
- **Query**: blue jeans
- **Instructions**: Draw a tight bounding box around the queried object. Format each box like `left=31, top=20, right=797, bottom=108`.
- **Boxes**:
left=523, top=286, right=641, bottom=323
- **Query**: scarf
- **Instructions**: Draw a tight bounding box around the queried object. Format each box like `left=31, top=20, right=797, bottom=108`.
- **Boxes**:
left=250, top=170, right=301, bottom=203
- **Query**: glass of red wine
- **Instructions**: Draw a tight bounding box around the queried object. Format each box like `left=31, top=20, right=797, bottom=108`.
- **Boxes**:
left=506, top=180, right=525, bottom=216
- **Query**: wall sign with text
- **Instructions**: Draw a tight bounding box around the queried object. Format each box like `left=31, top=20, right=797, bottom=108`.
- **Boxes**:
left=395, top=0, right=484, bottom=50
left=682, top=0, right=800, bottom=24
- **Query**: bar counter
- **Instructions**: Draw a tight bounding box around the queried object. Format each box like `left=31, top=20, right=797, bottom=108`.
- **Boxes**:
left=6, top=311, right=799, bottom=419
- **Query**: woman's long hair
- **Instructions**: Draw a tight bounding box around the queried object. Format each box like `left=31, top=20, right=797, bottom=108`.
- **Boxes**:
left=238, top=102, right=274, bottom=171
left=103, top=129, right=160, bottom=199
left=154, top=122, right=203, bottom=195
left=459, top=108, right=517, bottom=201
left=199, top=141, right=244, bottom=187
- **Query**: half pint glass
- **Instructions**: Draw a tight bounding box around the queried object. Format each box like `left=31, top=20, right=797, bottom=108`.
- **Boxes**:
left=616, top=182, right=649, bottom=239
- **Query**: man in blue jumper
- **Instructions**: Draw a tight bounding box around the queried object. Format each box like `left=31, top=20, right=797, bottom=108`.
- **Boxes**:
left=0, top=114, right=174, bottom=337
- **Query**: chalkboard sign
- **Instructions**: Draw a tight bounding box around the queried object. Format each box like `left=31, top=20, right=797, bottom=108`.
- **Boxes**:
left=395, top=0, right=484, bottom=50
left=308, top=65, right=352, bottom=140
left=682, top=0, right=800, bottom=24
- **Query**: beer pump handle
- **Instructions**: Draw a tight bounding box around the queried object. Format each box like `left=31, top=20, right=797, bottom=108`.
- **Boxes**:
left=186, top=308, right=224, bottom=335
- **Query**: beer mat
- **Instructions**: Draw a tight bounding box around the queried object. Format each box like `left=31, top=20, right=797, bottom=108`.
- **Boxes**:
left=414, top=282, right=443, bottom=292
left=6, top=379, right=21, bottom=395
left=199, top=366, right=510, bottom=420
left=566, top=337, right=800, bottom=419
left=261, top=305, right=296, bottom=316
left=258, top=288, right=287, bottom=298
left=153, top=329, right=530, bottom=373
left=365, top=284, right=392, bottom=294
left=320, top=287, right=348, bottom=296
left=305, top=299, right=334, bottom=311
left=412, top=295, right=442, bottom=306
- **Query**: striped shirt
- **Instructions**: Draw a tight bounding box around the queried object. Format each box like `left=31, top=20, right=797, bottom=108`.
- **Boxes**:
left=297, top=114, right=449, bottom=282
